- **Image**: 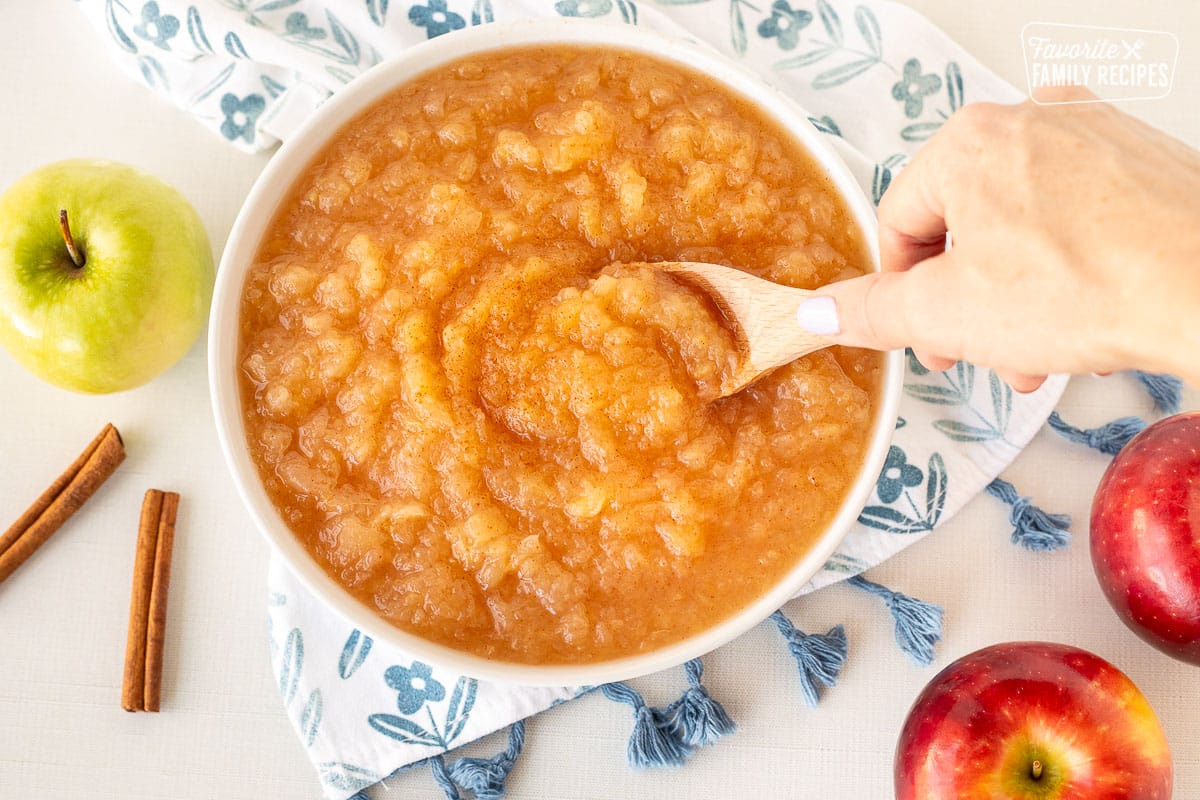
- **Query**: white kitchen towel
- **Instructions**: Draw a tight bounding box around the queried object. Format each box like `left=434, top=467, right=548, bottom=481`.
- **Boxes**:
left=76, top=1, right=1066, bottom=797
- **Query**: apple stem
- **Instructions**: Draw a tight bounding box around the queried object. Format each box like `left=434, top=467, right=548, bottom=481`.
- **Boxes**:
left=58, top=209, right=85, bottom=269
left=1031, top=760, right=1043, bottom=781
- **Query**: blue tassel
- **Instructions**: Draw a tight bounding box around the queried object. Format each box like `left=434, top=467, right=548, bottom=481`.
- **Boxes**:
left=769, top=611, right=848, bottom=708
left=665, top=658, right=736, bottom=747
left=429, top=755, right=464, bottom=800
left=1047, top=411, right=1146, bottom=456
left=447, top=721, right=525, bottom=800
left=600, top=682, right=690, bottom=768
left=1133, top=371, right=1183, bottom=415
left=847, top=575, right=943, bottom=666
left=985, top=478, right=1072, bottom=552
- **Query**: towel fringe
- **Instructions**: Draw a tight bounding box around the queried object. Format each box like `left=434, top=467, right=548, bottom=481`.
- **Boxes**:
left=446, top=721, right=526, bottom=800
left=1047, top=411, right=1146, bottom=456
left=769, top=611, right=848, bottom=708
left=665, top=658, right=736, bottom=747
left=1132, top=371, right=1183, bottom=415
left=847, top=575, right=943, bottom=666
left=429, top=755, right=463, bottom=800
left=600, top=682, right=690, bottom=768
left=985, top=477, right=1072, bottom=551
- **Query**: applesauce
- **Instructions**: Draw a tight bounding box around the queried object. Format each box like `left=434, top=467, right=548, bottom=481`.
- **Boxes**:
left=239, top=46, right=880, bottom=664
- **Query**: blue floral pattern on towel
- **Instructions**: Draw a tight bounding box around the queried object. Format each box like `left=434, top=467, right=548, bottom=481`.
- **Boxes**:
left=756, top=1, right=812, bottom=50
left=132, top=1, right=180, bottom=48
left=409, top=0, right=466, bottom=36
left=554, top=0, right=609, bottom=17
left=369, top=673, right=474, bottom=747
left=384, top=661, right=447, bottom=714
left=219, top=91, right=265, bottom=142
left=875, top=445, right=923, bottom=503
left=891, top=56, right=940, bottom=117
left=858, top=449, right=947, bottom=534
left=84, top=0, right=1000, bottom=153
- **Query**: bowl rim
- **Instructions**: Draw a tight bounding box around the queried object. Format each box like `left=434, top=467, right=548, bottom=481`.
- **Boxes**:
left=209, top=17, right=904, bottom=687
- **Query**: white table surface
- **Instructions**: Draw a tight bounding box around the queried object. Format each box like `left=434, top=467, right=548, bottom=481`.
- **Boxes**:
left=2, top=2, right=1198, bottom=798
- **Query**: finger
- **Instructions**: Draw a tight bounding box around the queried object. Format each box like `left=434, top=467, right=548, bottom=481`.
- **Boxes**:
left=994, top=370, right=1047, bottom=394
left=877, top=103, right=1003, bottom=274
left=876, top=111, right=968, bottom=274
left=808, top=251, right=960, bottom=354
left=877, top=148, right=947, bottom=274
left=879, top=227, right=947, bottom=276
left=913, top=351, right=956, bottom=372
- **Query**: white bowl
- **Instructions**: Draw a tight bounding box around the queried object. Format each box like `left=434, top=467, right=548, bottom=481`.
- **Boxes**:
left=210, top=18, right=903, bottom=687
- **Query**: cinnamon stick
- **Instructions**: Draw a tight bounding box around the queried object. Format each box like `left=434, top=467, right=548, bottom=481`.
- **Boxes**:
left=0, top=423, right=125, bottom=584
left=122, top=489, right=179, bottom=712
left=143, top=491, right=178, bottom=712
left=122, top=490, right=162, bottom=712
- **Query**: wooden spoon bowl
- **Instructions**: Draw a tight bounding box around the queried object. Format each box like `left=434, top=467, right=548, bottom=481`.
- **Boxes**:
left=620, top=261, right=833, bottom=397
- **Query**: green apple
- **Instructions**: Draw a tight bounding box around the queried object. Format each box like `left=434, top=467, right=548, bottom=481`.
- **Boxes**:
left=0, top=159, right=214, bottom=393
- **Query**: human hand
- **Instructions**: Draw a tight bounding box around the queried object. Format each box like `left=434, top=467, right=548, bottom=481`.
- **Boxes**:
left=809, top=87, right=1200, bottom=390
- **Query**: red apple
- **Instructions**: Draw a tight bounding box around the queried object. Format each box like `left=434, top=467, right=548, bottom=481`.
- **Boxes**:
left=1091, top=411, right=1200, bottom=664
left=895, top=642, right=1171, bottom=800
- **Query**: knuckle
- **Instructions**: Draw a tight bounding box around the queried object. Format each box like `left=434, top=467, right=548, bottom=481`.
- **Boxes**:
left=951, top=101, right=989, bottom=128
left=860, top=273, right=906, bottom=349
left=996, top=370, right=1047, bottom=393
left=857, top=277, right=885, bottom=345
left=1030, top=83, right=1097, bottom=105
left=947, top=101, right=1004, bottom=136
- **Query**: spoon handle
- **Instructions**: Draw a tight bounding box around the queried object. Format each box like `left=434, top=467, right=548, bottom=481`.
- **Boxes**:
left=738, top=282, right=830, bottom=376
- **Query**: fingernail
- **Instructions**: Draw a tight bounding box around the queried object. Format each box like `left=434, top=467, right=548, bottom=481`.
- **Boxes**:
left=796, top=296, right=840, bottom=335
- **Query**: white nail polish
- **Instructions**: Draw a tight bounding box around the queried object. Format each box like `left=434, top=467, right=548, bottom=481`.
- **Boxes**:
left=796, top=296, right=840, bottom=335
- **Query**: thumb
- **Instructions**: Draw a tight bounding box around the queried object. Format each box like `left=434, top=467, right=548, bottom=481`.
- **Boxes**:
left=801, top=254, right=951, bottom=353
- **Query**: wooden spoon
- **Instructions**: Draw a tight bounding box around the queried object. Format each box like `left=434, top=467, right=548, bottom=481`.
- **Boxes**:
left=630, top=261, right=834, bottom=398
